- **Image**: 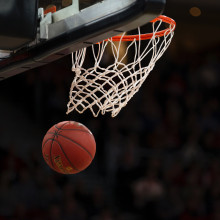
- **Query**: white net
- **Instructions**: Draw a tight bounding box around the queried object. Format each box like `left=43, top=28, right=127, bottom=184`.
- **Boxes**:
left=67, top=16, right=175, bottom=117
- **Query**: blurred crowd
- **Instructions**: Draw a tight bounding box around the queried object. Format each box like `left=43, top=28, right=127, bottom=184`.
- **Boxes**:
left=0, top=39, right=220, bottom=220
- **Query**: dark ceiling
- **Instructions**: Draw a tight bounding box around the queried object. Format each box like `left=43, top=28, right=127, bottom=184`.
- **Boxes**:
left=164, top=0, right=220, bottom=51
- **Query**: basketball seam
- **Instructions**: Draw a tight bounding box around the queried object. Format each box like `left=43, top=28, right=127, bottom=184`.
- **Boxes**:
left=50, top=139, right=56, bottom=170
left=42, top=138, right=58, bottom=171
left=42, top=138, right=51, bottom=150
left=47, top=132, right=56, bottom=135
left=52, top=139, right=80, bottom=172
left=54, top=122, right=93, bottom=138
left=49, top=129, right=91, bottom=134
left=58, top=134, right=93, bottom=159
left=55, top=121, right=71, bottom=130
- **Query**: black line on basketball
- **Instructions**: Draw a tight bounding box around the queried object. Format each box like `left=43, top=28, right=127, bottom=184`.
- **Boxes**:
left=55, top=125, right=59, bottom=130
left=49, top=139, right=56, bottom=170
left=59, top=128, right=91, bottom=134
left=43, top=138, right=56, bottom=142
left=43, top=131, right=57, bottom=172
left=42, top=138, right=52, bottom=150
left=58, top=134, right=93, bottom=159
left=52, top=139, right=80, bottom=172
left=47, top=132, right=56, bottom=135
left=55, top=121, right=70, bottom=130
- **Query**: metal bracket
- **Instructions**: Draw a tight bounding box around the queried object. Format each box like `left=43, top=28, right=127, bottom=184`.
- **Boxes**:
left=39, top=0, right=80, bottom=40
left=52, top=0, right=79, bottom=23
left=40, top=12, right=52, bottom=40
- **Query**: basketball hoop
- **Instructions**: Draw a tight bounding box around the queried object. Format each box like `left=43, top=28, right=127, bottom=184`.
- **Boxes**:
left=67, top=15, right=176, bottom=117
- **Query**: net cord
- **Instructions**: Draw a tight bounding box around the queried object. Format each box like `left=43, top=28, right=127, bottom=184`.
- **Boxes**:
left=67, top=16, right=176, bottom=117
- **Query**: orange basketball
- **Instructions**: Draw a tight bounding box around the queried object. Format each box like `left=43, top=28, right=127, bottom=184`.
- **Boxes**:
left=42, top=121, right=96, bottom=174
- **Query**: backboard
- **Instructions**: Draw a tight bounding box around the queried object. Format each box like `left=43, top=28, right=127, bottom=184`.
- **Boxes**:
left=0, top=0, right=165, bottom=80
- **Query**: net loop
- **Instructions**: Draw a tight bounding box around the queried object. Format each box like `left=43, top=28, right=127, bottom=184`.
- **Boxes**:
left=67, top=15, right=176, bottom=117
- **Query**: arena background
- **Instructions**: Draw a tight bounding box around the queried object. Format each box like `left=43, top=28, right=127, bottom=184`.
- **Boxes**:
left=0, top=0, right=220, bottom=219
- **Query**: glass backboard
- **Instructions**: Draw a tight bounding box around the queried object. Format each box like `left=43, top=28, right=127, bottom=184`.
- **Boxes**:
left=0, top=0, right=165, bottom=80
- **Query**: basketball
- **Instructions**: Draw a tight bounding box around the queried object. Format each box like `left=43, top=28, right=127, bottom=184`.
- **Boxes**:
left=42, top=121, right=96, bottom=174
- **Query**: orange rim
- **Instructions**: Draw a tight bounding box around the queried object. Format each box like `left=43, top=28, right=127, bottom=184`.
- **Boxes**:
left=44, top=5, right=57, bottom=15
left=108, top=15, right=176, bottom=42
